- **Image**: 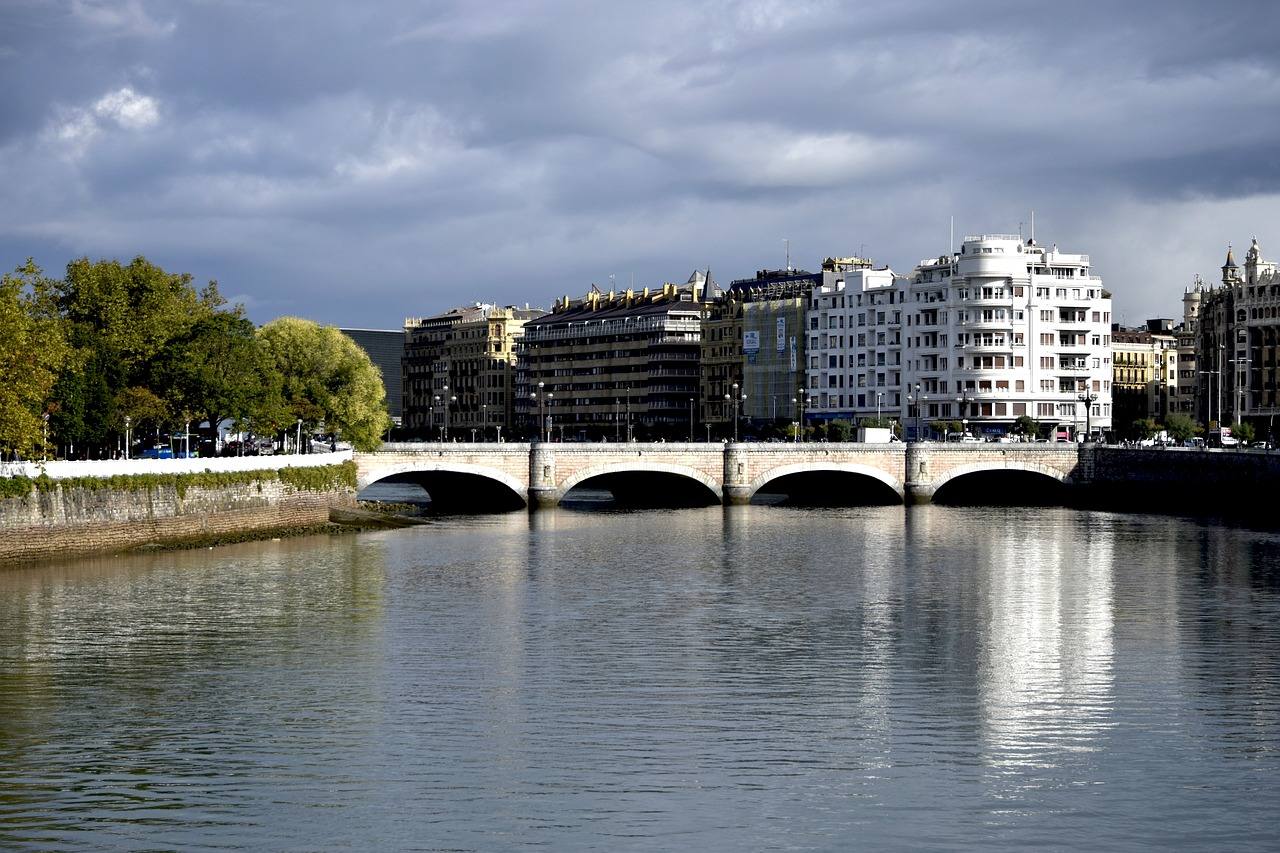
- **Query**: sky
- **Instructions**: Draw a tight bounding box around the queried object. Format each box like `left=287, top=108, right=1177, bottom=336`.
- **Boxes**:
left=2, top=0, right=1278, bottom=329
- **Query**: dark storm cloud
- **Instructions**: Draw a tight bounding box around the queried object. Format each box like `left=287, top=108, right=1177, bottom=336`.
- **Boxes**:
left=1, top=0, right=1278, bottom=326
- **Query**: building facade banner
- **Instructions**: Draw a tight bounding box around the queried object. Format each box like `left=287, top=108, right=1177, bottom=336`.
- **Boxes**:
left=744, top=330, right=760, bottom=353
left=777, top=317, right=786, bottom=352
left=790, top=336, right=797, bottom=371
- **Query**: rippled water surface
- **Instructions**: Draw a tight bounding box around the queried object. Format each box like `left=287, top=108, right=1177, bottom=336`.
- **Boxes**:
left=2, top=505, right=1278, bottom=851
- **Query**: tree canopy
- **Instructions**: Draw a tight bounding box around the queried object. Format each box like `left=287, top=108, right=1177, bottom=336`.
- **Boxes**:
left=1, top=255, right=390, bottom=458
left=257, top=317, right=390, bottom=451
left=0, top=261, right=69, bottom=456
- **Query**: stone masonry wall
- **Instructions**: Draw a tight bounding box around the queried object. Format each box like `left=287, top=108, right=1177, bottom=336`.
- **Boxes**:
left=0, top=479, right=355, bottom=564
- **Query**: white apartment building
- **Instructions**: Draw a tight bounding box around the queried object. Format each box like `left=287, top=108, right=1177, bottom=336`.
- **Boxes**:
left=806, top=233, right=1113, bottom=440
left=806, top=265, right=906, bottom=423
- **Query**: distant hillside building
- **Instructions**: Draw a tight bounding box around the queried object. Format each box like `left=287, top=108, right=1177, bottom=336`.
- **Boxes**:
left=520, top=273, right=711, bottom=441
left=340, top=328, right=404, bottom=422
left=401, top=304, right=545, bottom=439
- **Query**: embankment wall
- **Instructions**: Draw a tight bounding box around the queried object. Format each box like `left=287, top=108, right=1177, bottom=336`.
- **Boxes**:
left=0, top=462, right=356, bottom=564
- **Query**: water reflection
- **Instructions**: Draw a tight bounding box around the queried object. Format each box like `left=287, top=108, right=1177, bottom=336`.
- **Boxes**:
left=0, top=507, right=1277, bottom=850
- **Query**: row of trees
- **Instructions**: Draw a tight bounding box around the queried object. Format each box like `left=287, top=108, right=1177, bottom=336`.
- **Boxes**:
left=0, top=257, right=390, bottom=458
left=1128, top=413, right=1256, bottom=444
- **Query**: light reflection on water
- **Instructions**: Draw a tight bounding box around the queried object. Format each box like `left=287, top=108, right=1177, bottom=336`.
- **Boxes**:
left=0, top=506, right=1278, bottom=851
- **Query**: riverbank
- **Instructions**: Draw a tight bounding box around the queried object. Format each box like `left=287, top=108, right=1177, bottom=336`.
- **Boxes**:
left=0, top=460, right=358, bottom=565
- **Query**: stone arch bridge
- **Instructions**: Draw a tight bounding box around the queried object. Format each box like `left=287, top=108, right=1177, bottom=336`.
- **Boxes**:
left=355, top=442, right=1085, bottom=509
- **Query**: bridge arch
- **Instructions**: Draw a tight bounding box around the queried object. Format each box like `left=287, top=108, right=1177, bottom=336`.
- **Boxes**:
left=358, top=461, right=528, bottom=510
left=747, top=461, right=905, bottom=504
left=928, top=460, right=1071, bottom=505
left=557, top=461, right=723, bottom=506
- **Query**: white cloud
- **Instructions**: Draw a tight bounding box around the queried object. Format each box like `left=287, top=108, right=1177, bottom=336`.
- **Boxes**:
left=71, top=0, right=175, bottom=39
left=93, top=86, right=160, bottom=129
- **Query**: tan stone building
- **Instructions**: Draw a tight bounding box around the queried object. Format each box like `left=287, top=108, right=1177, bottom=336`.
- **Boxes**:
left=402, top=303, right=545, bottom=439
left=1110, top=322, right=1176, bottom=436
left=701, top=267, right=820, bottom=435
left=519, top=273, right=712, bottom=441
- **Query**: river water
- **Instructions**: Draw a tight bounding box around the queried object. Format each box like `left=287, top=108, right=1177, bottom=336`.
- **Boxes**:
left=1, top=504, right=1278, bottom=851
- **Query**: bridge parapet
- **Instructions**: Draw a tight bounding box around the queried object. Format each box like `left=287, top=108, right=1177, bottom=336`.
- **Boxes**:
left=355, top=441, right=1090, bottom=508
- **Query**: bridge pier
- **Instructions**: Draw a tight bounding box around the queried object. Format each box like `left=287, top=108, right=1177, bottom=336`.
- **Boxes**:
left=529, top=442, right=560, bottom=509
left=903, top=444, right=934, bottom=504
left=723, top=443, right=751, bottom=505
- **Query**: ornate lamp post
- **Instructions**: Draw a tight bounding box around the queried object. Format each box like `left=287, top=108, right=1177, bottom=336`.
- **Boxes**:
left=955, top=389, right=973, bottom=438
left=1198, top=369, right=1216, bottom=428
left=1077, top=391, right=1098, bottom=441
left=724, top=382, right=746, bottom=442
left=797, top=387, right=808, bottom=442
left=532, top=381, right=547, bottom=442
left=442, top=383, right=454, bottom=441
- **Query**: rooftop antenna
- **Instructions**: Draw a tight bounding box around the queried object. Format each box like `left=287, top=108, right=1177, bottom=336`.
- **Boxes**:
left=1031, top=210, right=1035, bottom=244
left=949, top=215, right=954, bottom=256
left=784, top=238, right=791, bottom=272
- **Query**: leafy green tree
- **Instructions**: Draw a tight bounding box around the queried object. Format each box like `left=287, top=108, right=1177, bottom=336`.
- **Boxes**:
left=57, top=257, right=218, bottom=375
left=257, top=318, right=390, bottom=450
left=0, top=261, right=69, bottom=456
left=826, top=419, right=854, bottom=441
left=1131, top=418, right=1159, bottom=440
left=1229, top=421, right=1255, bottom=445
left=52, top=256, right=223, bottom=453
left=859, top=416, right=894, bottom=430
left=1014, top=414, right=1039, bottom=437
left=1164, top=413, right=1199, bottom=442
left=154, top=309, right=272, bottom=434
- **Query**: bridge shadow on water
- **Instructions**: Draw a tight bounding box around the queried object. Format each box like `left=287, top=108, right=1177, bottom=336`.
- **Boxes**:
left=932, top=470, right=1068, bottom=506
left=751, top=471, right=902, bottom=507
left=563, top=471, right=720, bottom=510
left=361, top=472, right=526, bottom=514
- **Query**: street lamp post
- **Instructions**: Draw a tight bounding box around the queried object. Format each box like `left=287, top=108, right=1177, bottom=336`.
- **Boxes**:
left=124, top=415, right=131, bottom=460
left=957, top=389, right=972, bottom=435
left=724, top=382, right=745, bottom=442
left=546, top=391, right=554, bottom=441
left=295, top=418, right=302, bottom=455
left=1077, top=391, right=1098, bottom=441
left=797, top=387, right=807, bottom=442
left=689, top=398, right=694, bottom=442
left=1198, top=369, right=1216, bottom=427
left=42, top=412, right=49, bottom=462
left=481, top=403, right=487, bottom=442
left=625, top=387, right=632, bottom=442
left=912, top=383, right=922, bottom=441
left=443, top=384, right=451, bottom=441
left=1218, top=343, right=1225, bottom=429
left=1229, top=354, right=1248, bottom=427
left=535, top=382, right=546, bottom=442
left=876, top=391, right=883, bottom=424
